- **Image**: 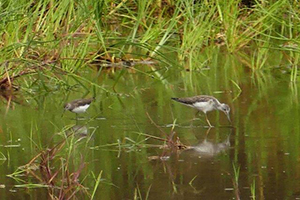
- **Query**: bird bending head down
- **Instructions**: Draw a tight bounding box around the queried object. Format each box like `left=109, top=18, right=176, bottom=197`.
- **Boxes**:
left=217, top=103, right=231, bottom=122
left=171, top=95, right=231, bottom=127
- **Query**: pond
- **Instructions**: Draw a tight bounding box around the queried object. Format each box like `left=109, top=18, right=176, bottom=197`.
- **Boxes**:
left=0, top=49, right=300, bottom=199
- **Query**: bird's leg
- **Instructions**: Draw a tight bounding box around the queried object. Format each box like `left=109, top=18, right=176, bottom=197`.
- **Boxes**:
left=76, top=113, right=78, bottom=125
left=188, top=111, right=201, bottom=127
left=205, top=113, right=213, bottom=128
left=86, top=111, right=91, bottom=120
left=205, top=127, right=212, bottom=136
left=193, top=111, right=200, bottom=120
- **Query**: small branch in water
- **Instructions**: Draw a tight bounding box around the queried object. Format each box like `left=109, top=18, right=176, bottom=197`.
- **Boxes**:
left=146, top=112, right=189, bottom=150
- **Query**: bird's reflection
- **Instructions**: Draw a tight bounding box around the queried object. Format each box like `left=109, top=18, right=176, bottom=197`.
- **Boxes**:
left=190, top=136, right=230, bottom=156
left=66, top=125, right=90, bottom=142
left=185, top=129, right=231, bottom=157
left=70, top=125, right=88, bottom=136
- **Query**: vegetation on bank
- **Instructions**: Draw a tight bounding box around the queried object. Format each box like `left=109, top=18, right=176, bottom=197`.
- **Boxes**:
left=0, top=0, right=299, bottom=91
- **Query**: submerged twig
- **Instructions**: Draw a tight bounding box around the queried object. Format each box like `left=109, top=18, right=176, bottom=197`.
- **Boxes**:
left=146, top=112, right=189, bottom=150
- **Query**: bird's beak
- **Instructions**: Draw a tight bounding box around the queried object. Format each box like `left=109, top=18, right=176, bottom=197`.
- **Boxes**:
left=225, top=112, right=231, bottom=123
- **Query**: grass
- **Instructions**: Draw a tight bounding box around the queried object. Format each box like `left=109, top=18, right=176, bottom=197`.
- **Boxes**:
left=1, top=0, right=299, bottom=92
left=90, top=170, right=103, bottom=200
left=251, top=179, right=256, bottom=200
left=0, top=151, right=7, bottom=161
left=133, top=184, right=152, bottom=200
left=232, top=163, right=241, bottom=200
left=7, top=125, right=95, bottom=199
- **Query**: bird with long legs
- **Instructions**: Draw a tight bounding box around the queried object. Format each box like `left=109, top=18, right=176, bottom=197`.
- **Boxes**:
left=171, top=95, right=231, bottom=127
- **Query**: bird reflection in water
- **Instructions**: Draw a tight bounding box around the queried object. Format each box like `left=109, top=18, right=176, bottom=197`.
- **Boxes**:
left=187, top=128, right=231, bottom=157
left=67, top=125, right=91, bottom=142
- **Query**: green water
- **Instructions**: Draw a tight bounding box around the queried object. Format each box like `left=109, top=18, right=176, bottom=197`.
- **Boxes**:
left=0, top=50, right=300, bottom=199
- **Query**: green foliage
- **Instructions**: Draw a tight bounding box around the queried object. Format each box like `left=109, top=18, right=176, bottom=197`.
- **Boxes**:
left=0, top=0, right=299, bottom=89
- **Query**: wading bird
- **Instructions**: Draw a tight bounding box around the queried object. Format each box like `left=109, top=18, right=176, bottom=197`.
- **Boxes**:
left=171, top=95, right=231, bottom=127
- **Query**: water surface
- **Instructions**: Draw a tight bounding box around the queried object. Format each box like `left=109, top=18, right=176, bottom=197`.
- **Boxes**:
left=0, top=50, right=299, bottom=199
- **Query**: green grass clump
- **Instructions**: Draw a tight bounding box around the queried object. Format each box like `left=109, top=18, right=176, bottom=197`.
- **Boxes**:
left=0, top=0, right=299, bottom=90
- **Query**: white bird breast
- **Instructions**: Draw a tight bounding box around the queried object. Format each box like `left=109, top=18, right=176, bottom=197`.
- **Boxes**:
left=192, top=101, right=215, bottom=113
left=72, top=104, right=90, bottom=113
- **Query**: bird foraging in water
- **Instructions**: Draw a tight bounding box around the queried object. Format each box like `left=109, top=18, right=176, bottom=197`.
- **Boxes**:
left=64, top=98, right=93, bottom=117
left=171, top=95, right=231, bottom=127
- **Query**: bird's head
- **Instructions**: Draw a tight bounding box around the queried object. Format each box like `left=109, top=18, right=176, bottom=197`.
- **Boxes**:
left=220, top=103, right=231, bottom=122
left=64, top=103, right=72, bottom=110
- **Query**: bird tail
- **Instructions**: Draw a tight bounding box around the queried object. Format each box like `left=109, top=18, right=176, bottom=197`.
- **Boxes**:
left=171, top=97, right=193, bottom=105
left=171, top=97, right=179, bottom=102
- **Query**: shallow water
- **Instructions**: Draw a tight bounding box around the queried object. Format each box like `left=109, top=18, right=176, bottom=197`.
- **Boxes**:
left=0, top=50, right=300, bottom=199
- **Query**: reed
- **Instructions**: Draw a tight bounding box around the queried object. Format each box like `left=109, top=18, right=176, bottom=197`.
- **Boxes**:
left=1, top=0, right=299, bottom=91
